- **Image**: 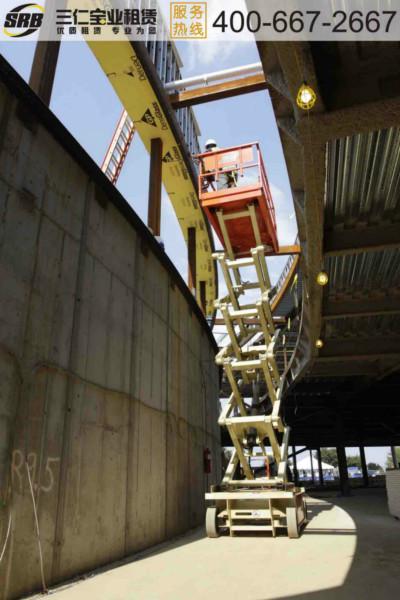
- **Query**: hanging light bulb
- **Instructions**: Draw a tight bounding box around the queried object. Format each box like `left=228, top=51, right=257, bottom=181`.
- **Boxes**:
left=315, top=338, right=324, bottom=349
left=316, top=271, right=329, bottom=286
left=296, top=83, right=317, bottom=110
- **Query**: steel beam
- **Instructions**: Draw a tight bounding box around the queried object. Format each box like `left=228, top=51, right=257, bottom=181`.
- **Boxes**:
left=317, top=337, right=400, bottom=361
left=273, top=244, right=301, bottom=256
left=169, top=73, right=268, bottom=108
left=297, top=95, right=400, bottom=145
left=310, top=362, right=383, bottom=377
left=322, top=295, right=400, bottom=320
left=324, top=223, right=400, bottom=256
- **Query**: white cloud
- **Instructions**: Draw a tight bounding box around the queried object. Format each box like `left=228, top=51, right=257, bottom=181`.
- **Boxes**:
left=185, top=40, right=239, bottom=72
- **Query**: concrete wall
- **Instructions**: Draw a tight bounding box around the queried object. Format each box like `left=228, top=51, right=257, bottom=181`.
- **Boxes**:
left=0, top=61, right=220, bottom=599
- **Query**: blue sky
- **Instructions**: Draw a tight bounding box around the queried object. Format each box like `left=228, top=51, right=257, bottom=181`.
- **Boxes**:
left=0, top=40, right=296, bottom=280
left=0, top=39, right=392, bottom=468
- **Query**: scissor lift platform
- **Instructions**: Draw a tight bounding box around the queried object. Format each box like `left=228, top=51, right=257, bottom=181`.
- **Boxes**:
left=196, top=143, right=279, bottom=258
left=197, top=141, right=306, bottom=538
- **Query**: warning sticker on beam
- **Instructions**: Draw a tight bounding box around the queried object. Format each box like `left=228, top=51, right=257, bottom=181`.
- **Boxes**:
left=162, top=151, right=174, bottom=163
left=87, top=39, right=216, bottom=313
left=141, top=108, right=157, bottom=127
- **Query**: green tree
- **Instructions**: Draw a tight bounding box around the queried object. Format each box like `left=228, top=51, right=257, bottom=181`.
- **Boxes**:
left=367, top=462, right=382, bottom=472
left=314, top=448, right=338, bottom=467
left=347, top=456, right=361, bottom=468
left=386, top=447, right=400, bottom=468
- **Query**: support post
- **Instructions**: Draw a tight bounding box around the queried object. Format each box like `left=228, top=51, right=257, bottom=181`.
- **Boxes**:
left=200, top=281, right=207, bottom=315
left=317, top=448, right=324, bottom=486
left=390, top=446, right=399, bottom=469
left=336, top=445, right=350, bottom=496
left=309, top=449, right=315, bottom=485
left=359, top=446, right=369, bottom=486
left=147, top=138, right=163, bottom=236
left=188, top=227, right=196, bottom=295
left=29, top=41, right=61, bottom=106
left=292, top=445, right=298, bottom=486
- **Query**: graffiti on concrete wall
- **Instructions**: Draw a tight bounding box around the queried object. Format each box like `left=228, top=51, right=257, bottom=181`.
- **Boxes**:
left=11, top=450, right=60, bottom=493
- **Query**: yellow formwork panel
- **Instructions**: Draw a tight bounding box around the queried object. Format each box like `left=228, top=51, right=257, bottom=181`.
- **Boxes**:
left=87, top=41, right=216, bottom=314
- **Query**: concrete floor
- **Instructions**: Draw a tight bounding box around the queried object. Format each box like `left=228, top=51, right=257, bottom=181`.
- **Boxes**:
left=35, top=488, right=400, bottom=600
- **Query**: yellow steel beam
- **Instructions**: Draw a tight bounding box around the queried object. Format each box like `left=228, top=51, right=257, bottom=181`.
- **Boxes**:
left=87, top=40, right=216, bottom=314
left=273, top=244, right=301, bottom=255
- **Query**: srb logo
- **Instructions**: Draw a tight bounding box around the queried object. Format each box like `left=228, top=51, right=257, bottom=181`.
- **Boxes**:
left=4, top=3, right=44, bottom=38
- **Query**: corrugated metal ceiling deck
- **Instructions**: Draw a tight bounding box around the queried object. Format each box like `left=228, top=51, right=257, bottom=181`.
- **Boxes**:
left=325, top=127, right=400, bottom=228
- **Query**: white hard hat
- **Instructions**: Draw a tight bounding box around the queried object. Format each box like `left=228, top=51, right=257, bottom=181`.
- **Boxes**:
left=205, top=138, right=217, bottom=150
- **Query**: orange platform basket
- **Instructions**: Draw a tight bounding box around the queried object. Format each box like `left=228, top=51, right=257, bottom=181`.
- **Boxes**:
left=195, top=142, right=278, bottom=258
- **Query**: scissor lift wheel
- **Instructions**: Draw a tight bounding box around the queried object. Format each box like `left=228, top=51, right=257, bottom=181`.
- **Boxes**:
left=206, top=507, right=220, bottom=538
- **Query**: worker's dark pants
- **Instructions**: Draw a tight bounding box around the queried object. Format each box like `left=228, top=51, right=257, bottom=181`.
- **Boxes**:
left=217, top=172, right=236, bottom=190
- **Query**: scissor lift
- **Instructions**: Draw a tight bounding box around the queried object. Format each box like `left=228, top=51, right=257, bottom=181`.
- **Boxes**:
left=196, top=143, right=306, bottom=538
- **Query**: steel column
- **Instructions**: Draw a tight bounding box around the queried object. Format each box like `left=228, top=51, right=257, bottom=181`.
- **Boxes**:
left=29, top=41, right=61, bottom=106
left=359, top=446, right=369, bottom=486
left=147, top=138, right=163, bottom=236
left=317, top=448, right=324, bottom=486
left=390, top=446, right=399, bottom=469
left=309, top=449, right=315, bottom=485
left=336, top=445, right=350, bottom=496
left=292, top=445, right=298, bottom=485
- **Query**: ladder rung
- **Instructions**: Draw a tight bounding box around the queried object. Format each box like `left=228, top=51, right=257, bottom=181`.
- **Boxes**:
left=223, top=209, right=250, bottom=221
left=241, top=345, right=267, bottom=354
left=230, top=359, right=263, bottom=369
left=227, top=257, right=254, bottom=268
left=241, top=282, right=262, bottom=290
left=230, top=510, right=279, bottom=518
left=225, top=415, right=272, bottom=425
left=227, top=477, right=284, bottom=487
left=230, top=308, right=258, bottom=318
left=230, top=525, right=273, bottom=531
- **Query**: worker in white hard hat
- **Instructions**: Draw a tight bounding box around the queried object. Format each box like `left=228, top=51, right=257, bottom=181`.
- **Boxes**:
left=205, top=138, right=218, bottom=152
left=203, top=139, right=237, bottom=190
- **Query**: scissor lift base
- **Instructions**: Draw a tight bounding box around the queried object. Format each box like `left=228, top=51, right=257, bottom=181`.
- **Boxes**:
left=205, top=487, right=307, bottom=538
